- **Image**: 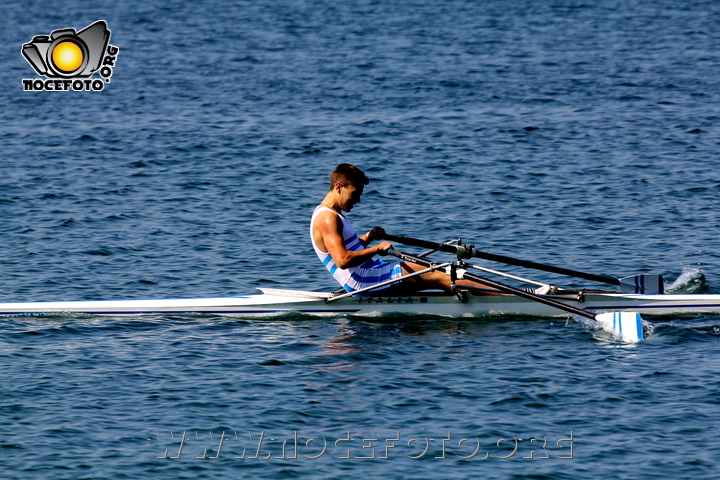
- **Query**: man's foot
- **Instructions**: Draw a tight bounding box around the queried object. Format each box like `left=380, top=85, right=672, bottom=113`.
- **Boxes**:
left=533, top=285, right=557, bottom=295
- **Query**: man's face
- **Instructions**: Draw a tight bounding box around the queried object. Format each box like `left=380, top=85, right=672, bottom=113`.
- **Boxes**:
left=338, top=183, right=363, bottom=212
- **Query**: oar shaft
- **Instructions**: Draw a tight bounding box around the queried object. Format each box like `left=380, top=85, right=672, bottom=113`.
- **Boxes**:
left=388, top=249, right=597, bottom=320
left=467, top=263, right=547, bottom=287
left=382, top=234, right=619, bottom=286
left=468, top=250, right=618, bottom=286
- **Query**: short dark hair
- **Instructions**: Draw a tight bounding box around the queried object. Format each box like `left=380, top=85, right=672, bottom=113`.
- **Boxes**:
left=329, top=163, right=369, bottom=190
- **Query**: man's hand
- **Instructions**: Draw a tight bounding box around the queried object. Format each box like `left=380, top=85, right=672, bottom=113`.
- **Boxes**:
left=376, top=241, right=393, bottom=255
left=367, top=226, right=386, bottom=241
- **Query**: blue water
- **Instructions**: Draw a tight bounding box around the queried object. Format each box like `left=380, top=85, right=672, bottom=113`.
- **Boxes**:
left=2, top=0, right=720, bottom=478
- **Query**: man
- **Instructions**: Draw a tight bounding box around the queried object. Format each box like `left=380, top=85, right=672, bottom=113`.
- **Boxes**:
left=310, top=163, right=496, bottom=294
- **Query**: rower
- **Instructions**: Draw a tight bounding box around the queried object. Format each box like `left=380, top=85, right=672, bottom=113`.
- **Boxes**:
left=310, top=163, right=501, bottom=295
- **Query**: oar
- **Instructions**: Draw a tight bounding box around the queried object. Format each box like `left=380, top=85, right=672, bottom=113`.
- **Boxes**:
left=381, top=234, right=664, bottom=295
left=388, top=248, right=644, bottom=342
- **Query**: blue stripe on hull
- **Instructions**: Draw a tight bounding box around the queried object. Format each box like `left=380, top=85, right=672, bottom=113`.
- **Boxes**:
left=586, top=303, right=720, bottom=311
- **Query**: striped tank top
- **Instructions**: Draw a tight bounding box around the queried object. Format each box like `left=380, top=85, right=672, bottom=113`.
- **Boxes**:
left=310, top=206, right=402, bottom=293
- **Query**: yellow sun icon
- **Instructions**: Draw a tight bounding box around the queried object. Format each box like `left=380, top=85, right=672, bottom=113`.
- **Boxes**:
left=52, top=41, right=84, bottom=73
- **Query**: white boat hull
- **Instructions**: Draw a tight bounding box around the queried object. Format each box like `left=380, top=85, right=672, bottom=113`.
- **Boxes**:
left=1, top=289, right=720, bottom=317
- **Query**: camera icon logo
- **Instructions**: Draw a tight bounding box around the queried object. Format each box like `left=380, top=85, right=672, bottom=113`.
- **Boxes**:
left=22, top=20, right=110, bottom=78
left=22, top=20, right=119, bottom=91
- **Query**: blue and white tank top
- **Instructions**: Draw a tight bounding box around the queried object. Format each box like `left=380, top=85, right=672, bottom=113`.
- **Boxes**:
left=310, top=206, right=402, bottom=292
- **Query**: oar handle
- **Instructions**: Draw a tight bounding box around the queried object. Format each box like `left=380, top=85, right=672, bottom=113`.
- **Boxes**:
left=387, top=249, right=597, bottom=320
left=382, top=234, right=620, bottom=286
left=382, top=234, right=458, bottom=254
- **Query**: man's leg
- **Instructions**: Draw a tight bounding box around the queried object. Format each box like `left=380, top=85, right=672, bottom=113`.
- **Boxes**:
left=398, top=262, right=502, bottom=294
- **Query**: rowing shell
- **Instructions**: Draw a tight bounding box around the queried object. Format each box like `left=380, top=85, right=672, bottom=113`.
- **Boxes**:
left=1, top=288, right=719, bottom=317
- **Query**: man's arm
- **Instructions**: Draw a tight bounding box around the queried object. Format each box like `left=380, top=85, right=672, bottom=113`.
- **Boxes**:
left=316, top=212, right=391, bottom=269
